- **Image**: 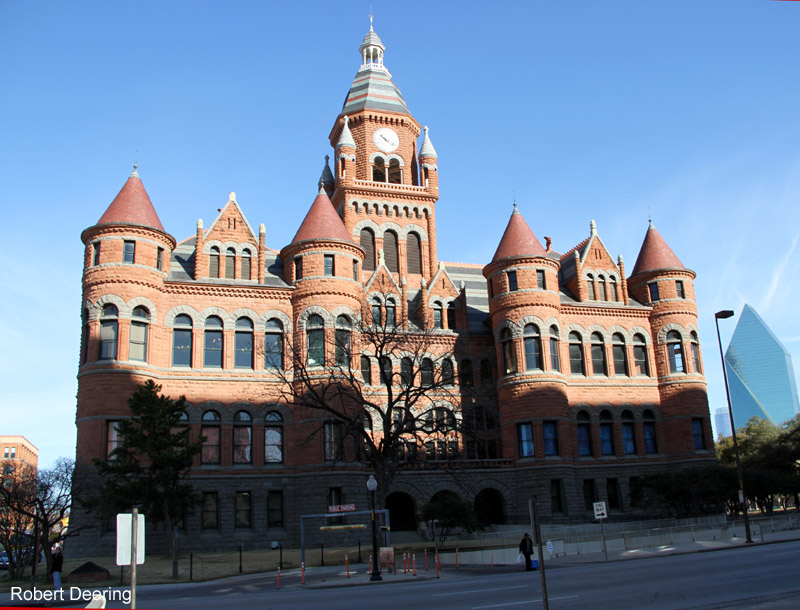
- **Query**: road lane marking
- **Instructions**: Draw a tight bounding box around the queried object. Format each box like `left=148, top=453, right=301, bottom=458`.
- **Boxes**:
left=433, top=585, right=530, bottom=597
left=472, top=595, right=580, bottom=609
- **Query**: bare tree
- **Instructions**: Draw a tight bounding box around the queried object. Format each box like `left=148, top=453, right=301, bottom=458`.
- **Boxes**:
left=273, top=295, right=463, bottom=502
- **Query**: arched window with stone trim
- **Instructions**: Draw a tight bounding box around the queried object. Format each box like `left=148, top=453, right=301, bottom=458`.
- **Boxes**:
left=621, top=410, right=636, bottom=455
left=569, top=332, right=585, bottom=375
left=264, top=318, right=284, bottom=370
left=209, top=246, right=220, bottom=278
left=447, top=302, right=456, bottom=330
left=524, top=324, right=542, bottom=371
left=225, top=247, right=236, bottom=279
left=335, top=315, right=351, bottom=367
left=598, top=275, right=607, bottom=301
left=501, top=328, right=517, bottom=375
left=306, top=314, right=325, bottom=366
left=265, top=411, right=284, bottom=463
left=406, top=232, right=422, bottom=274
left=433, top=301, right=443, bottom=329
left=590, top=332, right=607, bottom=376
left=129, top=306, right=150, bottom=362
left=633, top=333, right=649, bottom=376
left=690, top=331, right=702, bottom=374
left=372, top=156, right=386, bottom=182
left=667, top=330, right=685, bottom=373
left=460, top=359, right=474, bottom=387
left=587, top=274, right=596, bottom=300
left=612, top=333, right=627, bottom=376
left=99, top=304, right=119, bottom=360
left=549, top=326, right=561, bottom=372
left=241, top=248, right=252, bottom=280
left=361, top=355, right=372, bottom=385
left=233, top=411, right=252, bottom=463
left=204, top=316, right=224, bottom=368
left=388, top=158, right=402, bottom=184
left=401, top=357, right=413, bottom=386
left=234, top=317, right=254, bottom=369
left=421, top=358, right=434, bottom=387
left=610, top=277, right=619, bottom=301
left=643, top=409, right=658, bottom=454
left=577, top=411, right=592, bottom=457
left=379, top=356, right=392, bottom=386
left=384, top=230, right=399, bottom=272
left=172, top=314, right=193, bottom=367
left=360, top=228, right=376, bottom=271
left=201, top=410, right=221, bottom=464
left=599, top=410, right=614, bottom=456
left=386, top=298, right=396, bottom=327
left=442, top=359, right=454, bottom=385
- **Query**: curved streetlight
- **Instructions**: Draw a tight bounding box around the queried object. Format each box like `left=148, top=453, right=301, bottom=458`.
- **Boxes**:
left=715, top=309, right=753, bottom=543
left=366, top=474, right=382, bottom=581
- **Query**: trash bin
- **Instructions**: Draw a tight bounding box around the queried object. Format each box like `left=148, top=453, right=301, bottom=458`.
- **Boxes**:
left=530, top=558, right=539, bottom=570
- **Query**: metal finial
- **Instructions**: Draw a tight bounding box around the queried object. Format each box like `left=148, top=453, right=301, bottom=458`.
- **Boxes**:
left=369, top=6, right=373, bottom=30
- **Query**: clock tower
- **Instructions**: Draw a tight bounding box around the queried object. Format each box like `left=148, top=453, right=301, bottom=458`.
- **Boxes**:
left=328, top=22, right=440, bottom=285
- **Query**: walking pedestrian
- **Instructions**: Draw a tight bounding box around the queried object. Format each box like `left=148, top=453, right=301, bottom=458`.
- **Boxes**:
left=50, top=546, right=63, bottom=590
left=519, top=533, right=534, bottom=571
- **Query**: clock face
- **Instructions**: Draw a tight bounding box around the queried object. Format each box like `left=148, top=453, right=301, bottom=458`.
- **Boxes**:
left=373, top=127, right=399, bottom=153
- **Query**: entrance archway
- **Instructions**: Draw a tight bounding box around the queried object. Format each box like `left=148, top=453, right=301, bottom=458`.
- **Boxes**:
left=386, top=491, right=417, bottom=531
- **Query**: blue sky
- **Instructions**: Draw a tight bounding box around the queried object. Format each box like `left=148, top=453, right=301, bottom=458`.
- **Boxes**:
left=2, top=1, right=799, bottom=467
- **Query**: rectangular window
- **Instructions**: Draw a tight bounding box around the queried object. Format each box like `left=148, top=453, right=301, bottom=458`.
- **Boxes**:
left=2, top=447, right=8, bottom=459
left=173, top=329, right=192, bottom=367
left=607, top=478, right=620, bottom=510
left=633, top=345, right=649, bottom=376
left=692, top=418, right=706, bottom=450
left=123, top=240, right=135, bottom=264
left=295, top=257, right=303, bottom=281
left=10, top=447, right=16, bottom=459
left=622, top=422, right=636, bottom=455
left=99, top=320, right=118, bottom=360
left=507, top=270, right=518, bottom=292
left=235, top=491, right=252, bottom=528
left=268, top=490, right=284, bottom=528
left=201, top=426, right=220, bottom=464
left=202, top=492, right=218, bottom=529
left=233, top=426, right=252, bottom=463
left=550, top=479, right=563, bottom=513
left=93, top=242, right=101, bottom=266
left=613, top=345, right=627, bottom=376
left=569, top=343, right=584, bottom=375
left=204, top=330, right=223, bottom=368
left=577, top=423, right=592, bottom=456
left=536, top=269, right=546, bottom=290
left=234, top=332, right=254, bottom=369
left=129, top=321, right=147, bottom=362
left=106, top=421, right=121, bottom=459
left=583, top=479, right=596, bottom=511
left=156, top=247, right=164, bottom=271
left=676, top=280, right=685, bottom=299
left=324, top=254, right=335, bottom=276
left=550, top=337, right=560, bottom=372
left=543, top=421, right=559, bottom=456
left=648, top=282, right=659, bottom=302
left=353, top=260, right=358, bottom=281
left=643, top=422, right=658, bottom=454
left=517, top=423, right=534, bottom=458
left=599, top=423, right=614, bottom=456
left=324, top=422, right=343, bottom=461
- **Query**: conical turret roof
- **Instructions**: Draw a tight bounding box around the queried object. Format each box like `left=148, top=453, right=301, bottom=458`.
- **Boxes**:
left=419, top=126, right=437, bottom=158
left=491, top=205, right=547, bottom=262
left=631, top=221, right=684, bottom=275
left=96, top=167, right=165, bottom=232
left=290, top=185, right=355, bottom=245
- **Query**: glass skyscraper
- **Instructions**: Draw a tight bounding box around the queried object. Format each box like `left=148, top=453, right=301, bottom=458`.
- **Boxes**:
left=724, top=304, right=799, bottom=427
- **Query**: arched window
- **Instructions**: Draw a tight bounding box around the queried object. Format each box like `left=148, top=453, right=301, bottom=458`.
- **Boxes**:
left=446, top=302, right=456, bottom=330
left=379, top=356, right=392, bottom=386
left=401, top=357, right=413, bottom=386
left=81, top=308, right=89, bottom=364
left=335, top=315, right=351, bottom=367
left=549, top=326, right=561, bottom=372
left=524, top=324, right=542, bottom=371
left=383, top=230, right=399, bottom=272
left=265, top=411, right=284, bottom=463
left=590, top=332, right=607, bottom=376
left=643, top=409, right=657, bottom=454
left=460, top=359, right=473, bottom=387
left=129, top=306, right=150, bottom=362
left=361, top=355, right=372, bottom=385
left=361, top=410, right=373, bottom=432
left=360, top=228, right=376, bottom=271
left=501, top=328, right=517, bottom=375
left=599, top=410, right=614, bottom=456
left=442, top=359, right=454, bottom=385
left=233, top=411, right=252, bottom=463
left=99, top=304, right=119, bottom=360
left=204, top=316, right=224, bottom=368
left=667, top=330, right=685, bottom=373
left=612, top=333, right=627, bottom=376
left=209, top=246, right=220, bottom=278
left=480, top=359, right=493, bottom=386
left=234, top=317, right=254, bottom=368
left=371, top=298, right=382, bottom=325
left=421, top=358, right=434, bottom=387
left=386, top=299, right=396, bottom=327
left=569, top=332, right=585, bottom=375
left=201, top=410, right=221, bottom=464
left=610, top=278, right=618, bottom=302
left=633, top=334, right=649, bottom=376
left=433, top=301, right=443, bottom=329
left=388, top=158, right=402, bottom=184
left=172, top=314, right=193, bottom=367
left=598, top=275, right=607, bottom=301
left=306, top=314, right=325, bottom=366
left=406, top=232, right=422, bottom=274
left=587, top=274, right=596, bottom=300
left=241, top=248, right=252, bottom=280
left=690, top=331, right=702, bottom=374
left=225, top=247, right=236, bottom=279
left=264, top=319, right=284, bottom=369
left=621, top=410, right=636, bottom=455
left=577, top=411, right=592, bottom=456
left=372, top=156, right=386, bottom=182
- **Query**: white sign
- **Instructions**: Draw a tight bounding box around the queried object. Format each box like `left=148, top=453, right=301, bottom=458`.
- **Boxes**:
left=593, top=501, right=607, bottom=520
left=546, top=540, right=554, bottom=553
left=116, top=513, right=145, bottom=566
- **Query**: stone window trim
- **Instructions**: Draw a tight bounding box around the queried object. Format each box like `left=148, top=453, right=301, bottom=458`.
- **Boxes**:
left=201, top=240, right=258, bottom=256
left=352, top=218, right=430, bottom=241
left=351, top=200, right=432, bottom=221
left=657, top=323, right=698, bottom=344
left=87, top=294, right=160, bottom=323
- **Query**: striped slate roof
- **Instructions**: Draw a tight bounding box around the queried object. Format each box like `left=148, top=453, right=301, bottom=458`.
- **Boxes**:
left=342, top=67, right=410, bottom=115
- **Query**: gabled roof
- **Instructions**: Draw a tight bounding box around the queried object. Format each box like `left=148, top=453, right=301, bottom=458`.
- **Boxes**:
left=491, top=205, right=547, bottom=262
left=290, top=186, right=355, bottom=245
left=631, top=221, right=684, bottom=276
left=96, top=167, right=165, bottom=232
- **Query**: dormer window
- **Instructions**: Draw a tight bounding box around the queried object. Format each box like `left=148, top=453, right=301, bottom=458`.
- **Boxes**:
left=586, top=274, right=595, bottom=300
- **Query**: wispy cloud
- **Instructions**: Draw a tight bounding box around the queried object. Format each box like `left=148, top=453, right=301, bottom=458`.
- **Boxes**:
left=759, top=233, right=800, bottom=315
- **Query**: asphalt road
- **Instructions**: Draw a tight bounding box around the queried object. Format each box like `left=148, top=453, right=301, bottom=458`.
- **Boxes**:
left=9, top=541, right=800, bottom=609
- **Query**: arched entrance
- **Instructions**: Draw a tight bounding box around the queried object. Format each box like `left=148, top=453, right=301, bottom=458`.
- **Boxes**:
left=386, top=491, right=417, bottom=531
left=475, top=488, right=505, bottom=526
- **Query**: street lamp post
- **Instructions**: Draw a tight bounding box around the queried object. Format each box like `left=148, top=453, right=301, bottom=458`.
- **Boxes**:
left=715, top=309, right=753, bottom=544
left=366, top=474, right=382, bottom=581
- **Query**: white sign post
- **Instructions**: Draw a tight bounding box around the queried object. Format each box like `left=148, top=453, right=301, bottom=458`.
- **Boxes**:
left=116, top=510, right=145, bottom=609
left=593, top=502, right=608, bottom=560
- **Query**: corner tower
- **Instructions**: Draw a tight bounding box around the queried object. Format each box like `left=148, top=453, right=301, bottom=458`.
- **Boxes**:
left=328, top=22, right=440, bottom=289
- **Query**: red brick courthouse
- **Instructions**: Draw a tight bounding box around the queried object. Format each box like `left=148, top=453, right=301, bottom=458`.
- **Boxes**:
left=72, top=25, right=714, bottom=553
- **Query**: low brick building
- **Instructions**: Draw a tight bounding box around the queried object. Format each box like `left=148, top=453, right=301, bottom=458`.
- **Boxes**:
left=71, top=24, right=714, bottom=554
